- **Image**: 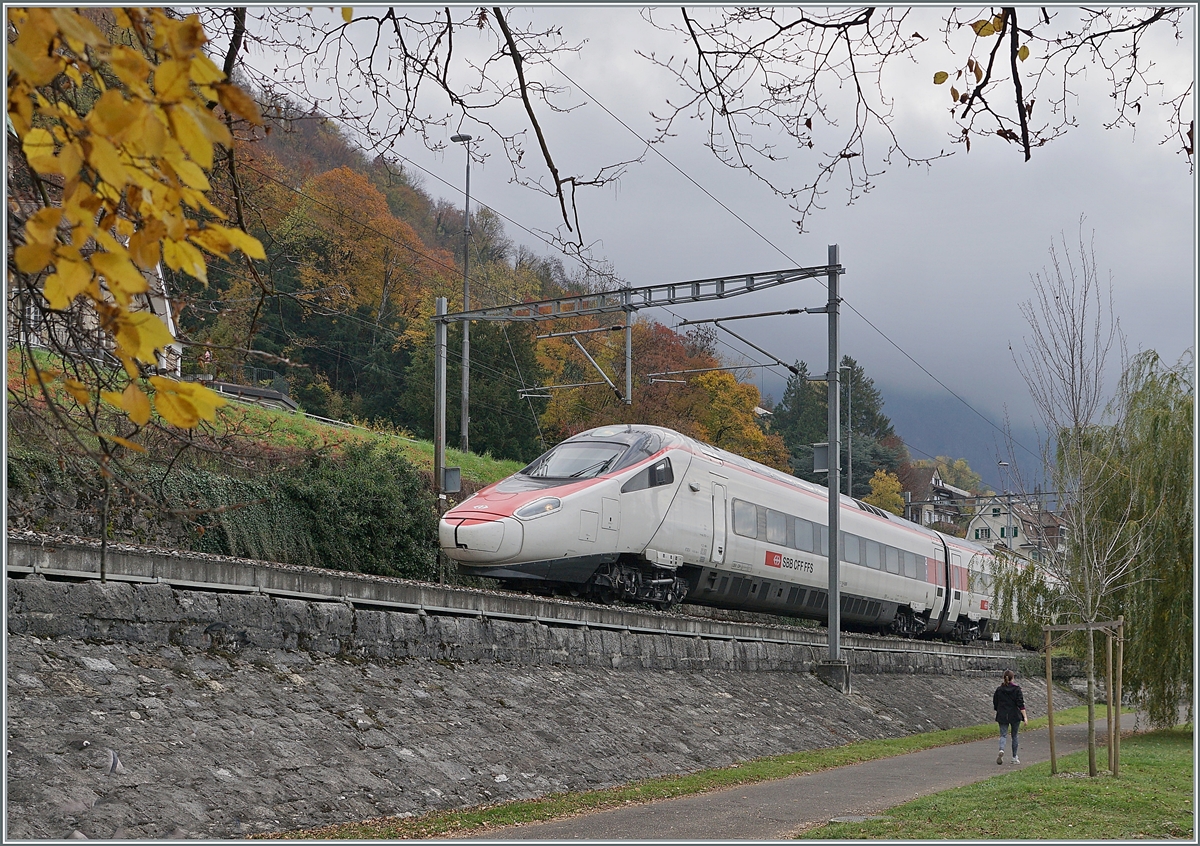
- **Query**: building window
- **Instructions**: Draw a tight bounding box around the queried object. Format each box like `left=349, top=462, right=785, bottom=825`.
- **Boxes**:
left=992, top=507, right=1001, bottom=517
left=975, top=527, right=991, bottom=540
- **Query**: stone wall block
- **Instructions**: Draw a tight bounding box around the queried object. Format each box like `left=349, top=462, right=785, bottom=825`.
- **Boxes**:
left=128, top=582, right=186, bottom=623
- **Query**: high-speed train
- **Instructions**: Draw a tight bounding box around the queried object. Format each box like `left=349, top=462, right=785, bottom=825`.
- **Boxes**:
left=440, top=424, right=997, bottom=641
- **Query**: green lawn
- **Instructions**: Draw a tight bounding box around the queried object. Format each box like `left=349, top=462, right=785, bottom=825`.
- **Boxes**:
left=269, top=708, right=1100, bottom=839
left=799, top=725, right=1194, bottom=841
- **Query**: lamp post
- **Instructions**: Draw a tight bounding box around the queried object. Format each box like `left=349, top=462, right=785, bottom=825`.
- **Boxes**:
left=451, top=133, right=472, bottom=454
left=841, top=364, right=852, bottom=498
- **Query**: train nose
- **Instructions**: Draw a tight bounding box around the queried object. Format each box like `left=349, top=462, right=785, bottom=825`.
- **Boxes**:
left=439, top=515, right=524, bottom=562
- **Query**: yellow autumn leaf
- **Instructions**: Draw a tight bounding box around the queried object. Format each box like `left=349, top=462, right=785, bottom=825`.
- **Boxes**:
left=155, top=58, right=192, bottom=102
left=1018, top=44, right=1030, bottom=62
left=130, top=108, right=169, bottom=159
left=97, top=432, right=147, bottom=452
left=342, top=7, right=353, bottom=22
left=162, top=238, right=208, bottom=281
left=974, top=65, right=983, bottom=83
left=43, top=257, right=94, bottom=309
left=222, top=226, right=266, bottom=260
left=214, top=82, right=264, bottom=125
left=166, top=104, right=216, bottom=169
left=89, top=89, right=128, bottom=131
left=171, top=379, right=226, bottom=421
left=63, top=378, right=91, bottom=405
left=91, top=250, right=149, bottom=305
left=57, top=140, right=83, bottom=181
left=190, top=52, right=226, bottom=85
left=116, top=310, right=177, bottom=364
left=150, top=376, right=226, bottom=427
left=971, top=19, right=995, bottom=37
left=121, top=382, right=152, bottom=425
left=14, top=242, right=54, bottom=274
left=109, top=44, right=152, bottom=87
left=50, top=8, right=106, bottom=47
left=86, top=134, right=130, bottom=188
left=22, top=127, right=58, bottom=174
left=181, top=101, right=233, bottom=147
left=153, top=389, right=199, bottom=428
left=24, top=207, right=63, bottom=244
left=189, top=227, right=233, bottom=258
left=128, top=219, right=167, bottom=269
left=950, top=86, right=960, bottom=102
left=162, top=143, right=211, bottom=190
left=933, top=71, right=949, bottom=85
left=8, top=35, right=61, bottom=87
left=27, top=367, right=61, bottom=386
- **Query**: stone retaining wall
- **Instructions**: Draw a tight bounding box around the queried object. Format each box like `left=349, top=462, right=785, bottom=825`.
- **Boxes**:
left=5, top=576, right=1079, bottom=841
left=6, top=575, right=1015, bottom=676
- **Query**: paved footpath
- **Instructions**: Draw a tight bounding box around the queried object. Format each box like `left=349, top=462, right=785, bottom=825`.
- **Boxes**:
left=467, top=720, right=1117, bottom=840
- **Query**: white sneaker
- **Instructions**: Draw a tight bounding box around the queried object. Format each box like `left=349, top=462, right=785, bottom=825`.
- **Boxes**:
left=997, top=751, right=1004, bottom=765
left=1011, top=756, right=1021, bottom=764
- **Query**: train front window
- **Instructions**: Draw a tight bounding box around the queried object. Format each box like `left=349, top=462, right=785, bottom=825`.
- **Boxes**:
left=522, top=442, right=627, bottom=479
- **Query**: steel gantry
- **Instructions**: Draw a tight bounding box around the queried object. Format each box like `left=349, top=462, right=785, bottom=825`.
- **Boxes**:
left=433, top=261, right=839, bottom=443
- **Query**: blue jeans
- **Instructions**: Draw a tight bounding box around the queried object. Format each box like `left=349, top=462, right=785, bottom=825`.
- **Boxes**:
left=998, top=721, right=1021, bottom=756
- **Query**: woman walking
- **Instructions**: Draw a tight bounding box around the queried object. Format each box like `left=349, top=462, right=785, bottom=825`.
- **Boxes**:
left=994, top=669, right=1028, bottom=764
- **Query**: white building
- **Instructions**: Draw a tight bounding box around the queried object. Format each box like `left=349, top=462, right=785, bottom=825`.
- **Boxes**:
left=967, top=495, right=1067, bottom=563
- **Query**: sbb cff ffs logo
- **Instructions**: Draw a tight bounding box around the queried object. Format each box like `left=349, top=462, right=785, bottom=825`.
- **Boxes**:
left=765, top=551, right=782, bottom=568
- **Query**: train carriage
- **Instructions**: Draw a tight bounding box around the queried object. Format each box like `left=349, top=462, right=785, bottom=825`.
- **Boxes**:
left=440, top=424, right=996, bottom=641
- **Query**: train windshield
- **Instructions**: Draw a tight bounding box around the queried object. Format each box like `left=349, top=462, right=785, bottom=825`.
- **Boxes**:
left=521, top=442, right=628, bottom=480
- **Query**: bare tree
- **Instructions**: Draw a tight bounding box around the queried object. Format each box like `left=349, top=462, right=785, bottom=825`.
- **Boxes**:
left=194, top=6, right=1192, bottom=245
left=1003, top=225, right=1162, bottom=776
left=642, top=6, right=1193, bottom=232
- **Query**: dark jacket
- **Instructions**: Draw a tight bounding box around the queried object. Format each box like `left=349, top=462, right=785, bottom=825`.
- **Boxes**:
left=993, top=682, right=1026, bottom=724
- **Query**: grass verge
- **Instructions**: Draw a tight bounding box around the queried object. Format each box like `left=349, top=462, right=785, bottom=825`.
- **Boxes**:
left=799, top=725, right=1194, bottom=840
left=269, top=707, right=1096, bottom=839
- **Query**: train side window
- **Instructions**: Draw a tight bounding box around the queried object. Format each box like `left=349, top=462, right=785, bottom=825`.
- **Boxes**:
left=732, top=499, right=758, bottom=538
left=842, top=533, right=860, bottom=564
left=619, top=457, right=673, bottom=493
left=794, top=518, right=814, bottom=552
left=902, top=551, right=918, bottom=579
left=885, top=546, right=900, bottom=574
left=818, top=525, right=829, bottom=557
left=863, top=539, right=881, bottom=569
left=766, top=509, right=788, bottom=545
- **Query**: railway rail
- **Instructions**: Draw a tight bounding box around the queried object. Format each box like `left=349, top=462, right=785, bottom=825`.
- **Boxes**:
left=5, top=532, right=1025, bottom=663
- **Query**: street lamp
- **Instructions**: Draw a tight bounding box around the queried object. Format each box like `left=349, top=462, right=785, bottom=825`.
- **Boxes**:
left=450, top=133, right=472, bottom=453
left=840, top=364, right=852, bottom=498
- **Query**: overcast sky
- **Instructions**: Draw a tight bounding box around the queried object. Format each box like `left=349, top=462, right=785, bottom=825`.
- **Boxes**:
left=241, top=6, right=1195, bottom=489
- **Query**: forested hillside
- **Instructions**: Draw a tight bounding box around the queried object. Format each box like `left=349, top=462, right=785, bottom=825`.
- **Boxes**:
left=160, top=92, right=801, bottom=466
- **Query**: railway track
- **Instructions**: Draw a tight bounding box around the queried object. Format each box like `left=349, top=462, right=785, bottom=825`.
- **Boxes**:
left=5, top=531, right=1025, bottom=662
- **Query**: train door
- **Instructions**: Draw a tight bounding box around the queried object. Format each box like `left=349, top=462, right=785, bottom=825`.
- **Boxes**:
left=711, top=482, right=728, bottom=564
left=929, top=538, right=949, bottom=633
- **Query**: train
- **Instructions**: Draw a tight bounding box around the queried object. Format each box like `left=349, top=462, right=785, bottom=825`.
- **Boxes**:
left=439, top=424, right=998, bottom=641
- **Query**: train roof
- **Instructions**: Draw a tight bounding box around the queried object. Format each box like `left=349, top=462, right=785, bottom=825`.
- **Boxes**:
left=567, top=424, right=994, bottom=559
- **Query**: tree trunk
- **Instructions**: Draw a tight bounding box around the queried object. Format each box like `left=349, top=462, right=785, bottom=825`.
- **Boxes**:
left=1086, top=627, right=1098, bottom=776
left=99, top=472, right=110, bottom=585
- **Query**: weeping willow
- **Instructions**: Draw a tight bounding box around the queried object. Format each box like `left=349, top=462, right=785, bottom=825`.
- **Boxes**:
left=1106, top=350, right=1194, bottom=727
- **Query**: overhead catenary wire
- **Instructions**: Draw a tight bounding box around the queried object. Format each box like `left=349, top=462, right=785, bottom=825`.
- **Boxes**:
left=535, top=51, right=1037, bottom=462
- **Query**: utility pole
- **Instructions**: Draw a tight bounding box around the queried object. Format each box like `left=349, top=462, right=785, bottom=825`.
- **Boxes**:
left=818, top=243, right=849, bottom=693
left=434, top=296, right=448, bottom=501
left=451, top=133, right=472, bottom=453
